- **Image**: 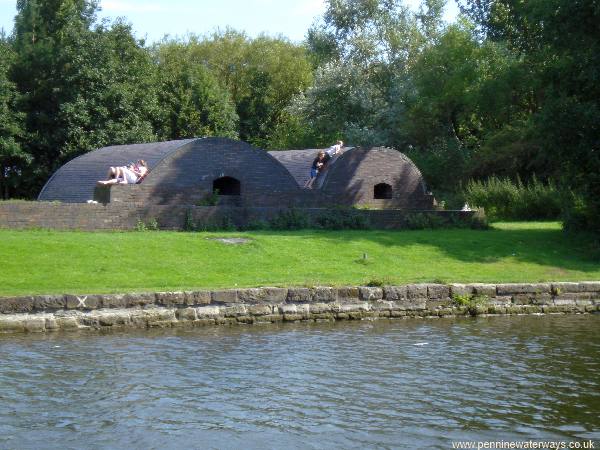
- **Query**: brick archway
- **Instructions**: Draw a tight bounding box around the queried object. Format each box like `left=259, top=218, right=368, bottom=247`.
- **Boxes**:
left=213, top=176, right=241, bottom=195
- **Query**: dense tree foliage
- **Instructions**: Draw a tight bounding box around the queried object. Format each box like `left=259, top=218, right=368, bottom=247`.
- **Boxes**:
left=153, top=42, right=239, bottom=140
left=158, top=30, right=314, bottom=148
left=6, top=2, right=312, bottom=195
left=282, top=0, right=441, bottom=148
left=456, top=0, right=600, bottom=231
left=12, top=0, right=159, bottom=195
left=0, top=37, right=27, bottom=199
left=1, top=0, right=597, bottom=232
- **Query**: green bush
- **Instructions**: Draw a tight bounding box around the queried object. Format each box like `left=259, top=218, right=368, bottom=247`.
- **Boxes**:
left=196, top=190, right=220, bottom=206
left=183, top=209, right=195, bottom=231
left=405, top=138, right=469, bottom=192
left=404, top=212, right=450, bottom=229
left=146, top=218, right=159, bottom=231
left=404, top=211, right=488, bottom=230
left=561, top=190, right=599, bottom=234
left=463, top=175, right=561, bottom=221
left=268, top=209, right=311, bottom=230
left=314, top=209, right=371, bottom=230
left=135, top=218, right=159, bottom=232
left=221, top=216, right=237, bottom=231
left=366, top=277, right=393, bottom=286
left=183, top=209, right=238, bottom=232
left=452, top=293, right=489, bottom=316
left=240, top=219, right=270, bottom=231
left=404, top=213, right=431, bottom=230
left=135, top=219, right=147, bottom=232
left=193, top=216, right=237, bottom=232
left=469, top=209, right=489, bottom=230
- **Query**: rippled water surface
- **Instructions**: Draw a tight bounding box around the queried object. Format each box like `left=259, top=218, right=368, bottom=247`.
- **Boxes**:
left=1, top=315, right=599, bottom=449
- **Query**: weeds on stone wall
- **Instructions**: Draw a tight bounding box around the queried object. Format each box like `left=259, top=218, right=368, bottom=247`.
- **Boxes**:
left=265, top=208, right=371, bottom=230
left=184, top=209, right=237, bottom=232
left=365, top=277, right=393, bottom=287
left=181, top=208, right=480, bottom=232
left=404, top=213, right=446, bottom=229
left=452, top=293, right=489, bottom=316
left=184, top=209, right=195, bottom=231
left=268, top=209, right=311, bottom=230
left=314, top=209, right=371, bottom=230
left=196, top=190, right=220, bottom=207
left=182, top=208, right=372, bottom=231
left=240, top=219, right=271, bottom=231
left=135, top=218, right=159, bottom=231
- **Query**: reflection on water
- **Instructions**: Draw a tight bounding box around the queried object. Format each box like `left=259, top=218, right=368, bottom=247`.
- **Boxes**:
left=1, top=315, right=599, bottom=449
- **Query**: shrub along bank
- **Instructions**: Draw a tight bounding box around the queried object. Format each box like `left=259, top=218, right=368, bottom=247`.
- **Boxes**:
left=463, top=176, right=562, bottom=221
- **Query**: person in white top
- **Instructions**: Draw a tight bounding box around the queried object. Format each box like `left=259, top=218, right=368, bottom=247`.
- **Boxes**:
left=325, top=140, right=344, bottom=159
left=98, top=160, right=148, bottom=185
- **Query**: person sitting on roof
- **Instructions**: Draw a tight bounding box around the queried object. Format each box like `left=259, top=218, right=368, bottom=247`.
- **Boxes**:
left=304, top=151, right=327, bottom=189
left=98, top=160, right=148, bottom=185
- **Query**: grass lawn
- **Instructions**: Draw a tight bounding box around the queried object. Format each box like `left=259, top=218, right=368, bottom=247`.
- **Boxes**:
left=0, top=222, right=598, bottom=296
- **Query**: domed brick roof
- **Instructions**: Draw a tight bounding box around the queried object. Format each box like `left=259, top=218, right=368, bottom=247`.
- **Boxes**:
left=38, top=139, right=197, bottom=203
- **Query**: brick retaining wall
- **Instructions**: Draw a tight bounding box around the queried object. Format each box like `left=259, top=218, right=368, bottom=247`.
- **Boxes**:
left=0, top=201, right=474, bottom=231
left=1, top=282, right=598, bottom=334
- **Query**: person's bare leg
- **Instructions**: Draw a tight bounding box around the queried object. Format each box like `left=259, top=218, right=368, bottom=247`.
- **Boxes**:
left=118, top=167, right=130, bottom=184
left=98, top=178, right=119, bottom=185
left=115, top=167, right=126, bottom=182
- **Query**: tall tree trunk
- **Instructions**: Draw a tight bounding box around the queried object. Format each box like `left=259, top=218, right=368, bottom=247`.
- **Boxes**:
left=1, top=167, right=7, bottom=199
left=449, top=110, right=462, bottom=145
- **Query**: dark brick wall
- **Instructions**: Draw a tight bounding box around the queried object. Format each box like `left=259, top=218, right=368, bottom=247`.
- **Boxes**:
left=0, top=202, right=474, bottom=231
left=323, top=147, right=434, bottom=208
left=43, top=138, right=435, bottom=210
left=38, top=139, right=197, bottom=203
left=118, top=138, right=302, bottom=207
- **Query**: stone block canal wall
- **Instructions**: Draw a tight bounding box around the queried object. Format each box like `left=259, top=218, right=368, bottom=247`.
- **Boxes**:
left=1, top=282, right=599, bottom=334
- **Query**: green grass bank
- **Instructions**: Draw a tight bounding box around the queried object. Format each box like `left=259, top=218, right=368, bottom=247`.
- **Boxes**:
left=1, top=222, right=598, bottom=297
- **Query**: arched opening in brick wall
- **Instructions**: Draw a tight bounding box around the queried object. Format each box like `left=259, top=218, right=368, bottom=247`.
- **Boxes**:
left=213, top=176, right=241, bottom=195
left=374, top=183, right=392, bottom=199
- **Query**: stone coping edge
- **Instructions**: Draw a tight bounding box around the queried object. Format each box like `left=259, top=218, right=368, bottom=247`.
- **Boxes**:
left=1, top=282, right=599, bottom=334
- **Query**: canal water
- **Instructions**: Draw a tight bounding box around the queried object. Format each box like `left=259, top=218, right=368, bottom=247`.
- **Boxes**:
left=1, top=315, right=599, bottom=449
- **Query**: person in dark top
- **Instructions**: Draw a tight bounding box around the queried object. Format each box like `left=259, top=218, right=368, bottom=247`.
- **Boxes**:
left=304, top=151, right=327, bottom=189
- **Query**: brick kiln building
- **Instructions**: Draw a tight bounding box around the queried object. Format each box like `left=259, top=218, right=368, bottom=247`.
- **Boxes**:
left=38, top=137, right=435, bottom=210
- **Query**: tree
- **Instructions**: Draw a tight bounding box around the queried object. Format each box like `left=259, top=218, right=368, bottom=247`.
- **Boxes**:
left=153, top=42, right=238, bottom=139
left=458, top=0, right=600, bottom=232
left=295, top=0, right=446, bottom=149
left=527, top=0, right=600, bottom=231
left=0, top=38, right=28, bottom=199
left=156, top=30, right=314, bottom=148
left=12, top=0, right=99, bottom=170
left=406, top=21, right=538, bottom=187
left=11, top=0, right=159, bottom=196
left=56, top=20, right=159, bottom=158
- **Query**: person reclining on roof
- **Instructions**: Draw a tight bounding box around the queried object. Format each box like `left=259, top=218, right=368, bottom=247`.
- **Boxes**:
left=98, top=160, right=148, bottom=185
left=324, top=140, right=343, bottom=162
